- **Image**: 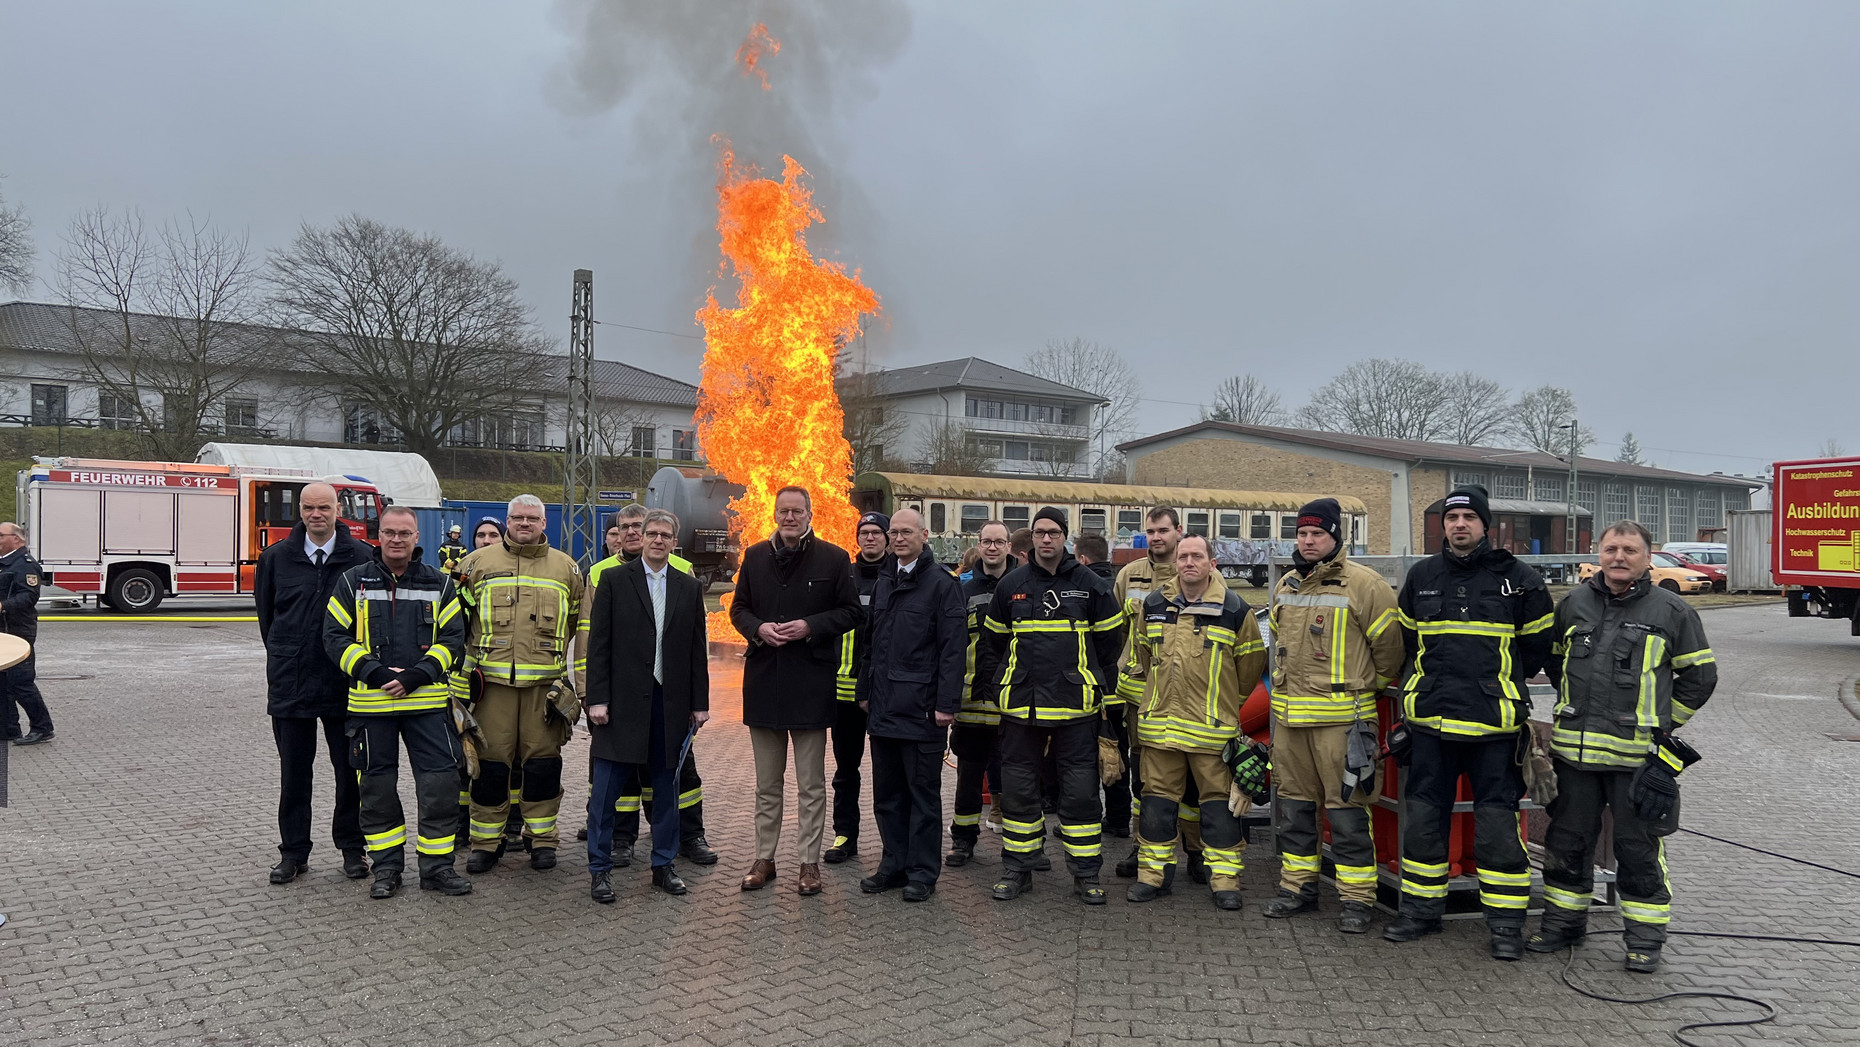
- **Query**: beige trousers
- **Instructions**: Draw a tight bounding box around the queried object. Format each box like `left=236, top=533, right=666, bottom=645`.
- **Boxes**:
left=749, top=727, right=828, bottom=863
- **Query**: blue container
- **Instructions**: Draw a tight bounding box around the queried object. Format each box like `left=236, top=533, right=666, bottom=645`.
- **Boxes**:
left=411, top=507, right=469, bottom=568
left=444, top=499, right=601, bottom=564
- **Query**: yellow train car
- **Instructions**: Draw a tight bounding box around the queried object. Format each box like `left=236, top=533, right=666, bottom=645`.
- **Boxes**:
left=851, top=471, right=1369, bottom=586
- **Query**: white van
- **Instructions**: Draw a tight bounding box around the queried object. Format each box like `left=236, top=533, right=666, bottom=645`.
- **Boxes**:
left=1661, top=542, right=1727, bottom=566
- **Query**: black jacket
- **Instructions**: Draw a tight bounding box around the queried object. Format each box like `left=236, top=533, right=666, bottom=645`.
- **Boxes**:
left=321, top=550, right=466, bottom=715
left=959, top=566, right=1009, bottom=722
left=729, top=532, right=865, bottom=730
left=978, top=553, right=1125, bottom=723
left=0, top=546, right=43, bottom=643
left=1083, top=560, right=1118, bottom=583
left=856, top=556, right=967, bottom=741
left=837, top=550, right=896, bottom=702
left=1397, top=540, right=1556, bottom=738
left=255, top=523, right=372, bottom=718
left=585, top=557, right=710, bottom=765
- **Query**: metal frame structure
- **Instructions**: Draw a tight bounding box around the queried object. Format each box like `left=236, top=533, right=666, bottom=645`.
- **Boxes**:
left=562, top=269, right=598, bottom=566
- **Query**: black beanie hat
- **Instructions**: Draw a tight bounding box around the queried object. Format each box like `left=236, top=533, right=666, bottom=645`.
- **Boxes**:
left=1443, top=484, right=1493, bottom=531
left=857, top=511, right=890, bottom=536
left=1294, top=498, right=1343, bottom=545
left=1033, top=506, right=1070, bottom=537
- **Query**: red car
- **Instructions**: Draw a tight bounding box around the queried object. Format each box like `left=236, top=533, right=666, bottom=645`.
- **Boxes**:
left=1656, top=550, right=1725, bottom=592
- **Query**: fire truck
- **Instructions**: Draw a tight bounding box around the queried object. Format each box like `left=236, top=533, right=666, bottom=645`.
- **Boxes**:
left=15, top=456, right=384, bottom=613
left=1773, top=454, right=1860, bottom=634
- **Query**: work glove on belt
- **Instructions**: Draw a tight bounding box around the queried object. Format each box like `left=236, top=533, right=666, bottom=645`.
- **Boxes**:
left=1097, top=708, right=1124, bottom=785
left=1340, top=719, right=1379, bottom=804
left=1630, top=729, right=1700, bottom=834
left=543, top=677, right=582, bottom=727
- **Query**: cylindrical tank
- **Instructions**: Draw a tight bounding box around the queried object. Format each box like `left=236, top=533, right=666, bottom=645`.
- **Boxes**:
left=646, top=467, right=742, bottom=550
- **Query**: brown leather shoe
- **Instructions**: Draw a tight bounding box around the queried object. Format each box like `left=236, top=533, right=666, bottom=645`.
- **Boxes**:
left=740, top=859, right=777, bottom=891
left=797, top=862, right=823, bottom=896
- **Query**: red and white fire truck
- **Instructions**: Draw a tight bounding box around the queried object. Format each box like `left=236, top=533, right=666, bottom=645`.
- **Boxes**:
left=15, top=456, right=384, bottom=612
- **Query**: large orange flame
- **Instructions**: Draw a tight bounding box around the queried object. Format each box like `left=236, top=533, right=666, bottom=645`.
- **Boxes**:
left=696, top=145, right=879, bottom=637
left=735, top=23, right=781, bottom=91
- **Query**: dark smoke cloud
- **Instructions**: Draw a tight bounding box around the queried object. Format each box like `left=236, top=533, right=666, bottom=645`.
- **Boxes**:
left=547, top=0, right=911, bottom=301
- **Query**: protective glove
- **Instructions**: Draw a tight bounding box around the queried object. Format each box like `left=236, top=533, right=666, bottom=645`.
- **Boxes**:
left=365, top=664, right=397, bottom=689
left=1630, top=760, right=1680, bottom=825
left=396, top=664, right=434, bottom=692
left=1227, top=782, right=1251, bottom=817
left=1384, top=720, right=1413, bottom=768
left=1220, top=738, right=1272, bottom=804
left=1340, top=719, right=1379, bottom=803
left=1098, top=736, right=1125, bottom=785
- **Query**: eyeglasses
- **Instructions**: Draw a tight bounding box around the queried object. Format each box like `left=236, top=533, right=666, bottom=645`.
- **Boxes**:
left=887, top=529, right=917, bottom=537
left=977, top=539, right=1008, bottom=547
left=775, top=508, right=809, bottom=518
left=1032, top=528, right=1064, bottom=538
left=617, top=522, right=644, bottom=531
left=381, top=529, right=416, bottom=540
left=508, top=514, right=544, bottom=523
left=644, top=531, right=676, bottom=541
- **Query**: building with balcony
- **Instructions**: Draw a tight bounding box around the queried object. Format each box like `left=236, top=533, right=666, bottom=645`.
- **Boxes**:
left=0, top=300, right=701, bottom=459
left=843, top=356, right=1105, bottom=479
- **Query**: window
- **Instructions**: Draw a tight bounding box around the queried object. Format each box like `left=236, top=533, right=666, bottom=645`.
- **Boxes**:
left=1451, top=470, right=1487, bottom=489
left=1724, top=489, right=1750, bottom=512
left=1635, top=485, right=1663, bottom=533
left=344, top=402, right=394, bottom=445
left=97, top=393, right=138, bottom=431
left=224, top=398, right=259, bottom=434
left=1603, top=482, right=1632, bottom=524
left=1245, top=513, right=1269, bottom=540
left=1695, top=488, right=1721, bottom=530
left=960, top=504, right=990, bottom=534
left=1002, top=506, right=1030, bottom=530
left=1061, top=406, right=1077, bottom=425
left=1004, top=440, right=1030, bottom=461
left=1494, top=472, right=1528, bottom=500
left=1185, top=510, right=1210, bottom=537
left=1534, top=475, right=1566, bottom=502
left=1116, top=509, right=1141, bottom=539
left=673, top=428, right=698, bottom=462
left=629, top=426, right=657, bottom=458
left=30, top=384, right=68, bottom=427
left=929, top=502, right=947, bottom=533
left=1666, top=487, right=1692, bottom=543
left=1281, top=515, right=1298, bottom=540
left=1080, top=509, right=1107, bottom=537
left=1577, top=479, right=1599, bottom=518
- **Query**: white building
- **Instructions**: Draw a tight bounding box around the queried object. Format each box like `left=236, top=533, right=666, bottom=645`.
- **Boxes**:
left=0, top=300, right=701, bottom=460
left=846, top=356, right=1106, bottom=479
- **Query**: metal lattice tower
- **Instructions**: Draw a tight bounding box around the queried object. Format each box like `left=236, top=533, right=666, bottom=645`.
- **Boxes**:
left=563, top=269, right=598, bottom=566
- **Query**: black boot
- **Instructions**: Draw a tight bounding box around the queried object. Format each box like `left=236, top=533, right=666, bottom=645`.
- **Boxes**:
left=369, top=871, right=402, bottom=899
left=681, top=836, right=719, bottom=866
left=341, top=849, right=371, bottom=880
left=945, top=838, right=975, bottom=867
left=1114, top=844, right=1139, bottom=879
left=1526, top=921, right=1588, bottom=953
left=991, top=871, right=1034, bottom=901
left=1074, top=876, right=1107, bottom=906
left=1211, top=890, right=1242, bottom=911
left=1127, top=880, right=1170, bottom=903
left=1338, top=900, right=1373, bottom=935
left=1186, top=849, right=1210, bottom=885
left=268, top=857, right=307, bottom=885
left=1383, top=913, right=1443, bottom=942
left=823, top=835, right=858, bottom=864
left=530, top=847, right=557, bottom=871
left=420, top=867, right=473, bottom=896
left=1261, top=888, right=1318, bottom=919
left=466, top=841, right=504, bottom=874
left=1624, top=946, right=1662, bottom=974
left=1490, top=926, right=1525, bottom=961
left=590, top=870, right=615, bottom=904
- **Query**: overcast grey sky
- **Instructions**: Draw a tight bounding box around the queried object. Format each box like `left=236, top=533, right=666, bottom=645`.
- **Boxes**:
left=3, top=1, right=1855, bottom=476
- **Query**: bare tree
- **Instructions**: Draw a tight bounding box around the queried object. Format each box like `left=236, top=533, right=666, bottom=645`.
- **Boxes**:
left=1511, top=385, right=1594, bottom=455
left=590, top=397, right=663, bottom=459
left=838, top=367, right=908, bottom=473
left=1296, top=358, right=1451, bottom=440
left=57, top=208, right=266, bottom=460
left=1817, top=437, right=1849, bottom=458
left=1616, top=431, right=1644, bottom=465
left=0, top=184, right=33, bottom=293
left=1023, top=337, right=1140, bottom=476
left=914, top=420, right=995, bottom=476
left=267, top=215, right=541, bottom=458
left=1201, top=375, right=1286, bottom=425
left=1439, top=371, right=1511, bottom=446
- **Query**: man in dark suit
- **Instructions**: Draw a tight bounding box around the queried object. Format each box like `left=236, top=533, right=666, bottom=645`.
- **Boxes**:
left=254, top=482, right=371, bottom=885
left=728, top=486, right=864, bottom=896
left=584, top=509, right=711, bottom=902
left=857, top=508, right=967, bottom=901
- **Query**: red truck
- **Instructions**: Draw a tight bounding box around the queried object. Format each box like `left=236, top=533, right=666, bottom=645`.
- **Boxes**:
left=1773, top=455, right=1860, bottom=634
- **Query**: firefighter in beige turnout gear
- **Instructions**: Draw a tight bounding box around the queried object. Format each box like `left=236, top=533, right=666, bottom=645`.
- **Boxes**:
left=1263, top=498, right=1403, bottom=933
left=1124, top=535, right=1267, bottom=909
left=454, top=495, right=585, bottom=873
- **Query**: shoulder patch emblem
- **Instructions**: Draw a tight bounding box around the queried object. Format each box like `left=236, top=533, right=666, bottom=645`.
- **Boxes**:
left=25, top=573, right=39, bottom=587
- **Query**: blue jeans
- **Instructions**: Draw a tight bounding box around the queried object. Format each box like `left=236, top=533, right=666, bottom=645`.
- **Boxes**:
left=586, top=685, right=681, bottom=872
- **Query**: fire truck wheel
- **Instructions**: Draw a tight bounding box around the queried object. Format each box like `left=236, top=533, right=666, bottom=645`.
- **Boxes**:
left=107, top=569, right=165, bottom=614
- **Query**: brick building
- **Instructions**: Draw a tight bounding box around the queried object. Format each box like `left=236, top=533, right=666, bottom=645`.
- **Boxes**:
left=1117, top=421, right=1759, bottom=556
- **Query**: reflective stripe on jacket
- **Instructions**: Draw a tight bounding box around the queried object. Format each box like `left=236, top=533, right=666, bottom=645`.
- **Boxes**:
left=1545, top=573, right=1717, bottom=769
left=1397, top=543, right=1556, bottom=738
left=1111, top=554, right=1176, bottom=705
left=1268, top=551, right=1403, bottom=725
left=979, top=553, right=1125, bottom=723
left=323, top=555, right=466, bottom=715
left=1131, top=573, right=1267, bottom=752
left=456, top=537, right=584, bottom=687
left=958, top=566, right=1007, bottom=725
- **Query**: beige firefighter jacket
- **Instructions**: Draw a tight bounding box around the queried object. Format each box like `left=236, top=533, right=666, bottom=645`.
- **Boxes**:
left=1129, top=572, right=1268, bottom=753
left=1267, top=550, right=1403, bottom=726
left=455, top=535, right=585, bottom=689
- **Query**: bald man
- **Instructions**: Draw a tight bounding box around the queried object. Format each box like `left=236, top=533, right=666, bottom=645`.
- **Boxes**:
left=255, top=482, right=373, bottom=885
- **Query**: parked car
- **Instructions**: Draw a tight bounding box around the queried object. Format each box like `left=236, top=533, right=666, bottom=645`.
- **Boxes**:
left=1658, top=549, right=1727, bottom=591
left=1578, top=554, right=1713, bottom=594
left=1662, top=542, right=1728, bottom=565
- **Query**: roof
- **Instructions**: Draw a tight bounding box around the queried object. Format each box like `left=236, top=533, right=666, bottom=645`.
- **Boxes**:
left=848, top=357, right=1105, bottom=404
left=0, top=301, right=696, bottom=407
left=1118, top=420, right=1759, bottom=490
left=855, top=471, right=1369, bottom=515
left=196, top=443, right=445, bottom=507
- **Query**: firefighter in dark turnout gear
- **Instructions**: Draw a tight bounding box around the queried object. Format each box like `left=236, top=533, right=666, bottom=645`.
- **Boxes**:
left=826, top=512, right=894, bottom=864
left=947, top=520, right=1011, bottom=866
left=1529, top=520, right=1716, bottom=973
left=436, top=525, right=469, bottom=575
left=979, top=508, right=1125, bottom=905
left=322, top=508, right=472, bottom=898
left=1386, top=485, right=1555, bottom=958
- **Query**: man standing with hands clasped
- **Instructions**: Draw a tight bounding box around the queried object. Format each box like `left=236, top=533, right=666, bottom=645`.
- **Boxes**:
left=856, top=508, right=966, bottom=901
left=584, top=509, right=710, bottom=902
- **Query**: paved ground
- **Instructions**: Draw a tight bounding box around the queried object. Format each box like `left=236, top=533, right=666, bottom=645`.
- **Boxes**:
left=2, top=603, right=1858, bottom=1046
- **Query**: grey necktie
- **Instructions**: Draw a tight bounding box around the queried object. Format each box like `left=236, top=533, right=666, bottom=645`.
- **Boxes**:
left=650, top=570, right=665, bottom=683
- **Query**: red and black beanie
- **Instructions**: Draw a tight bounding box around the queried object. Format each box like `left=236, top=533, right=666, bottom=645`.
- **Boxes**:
left=1294, top=498, right=1342, bottom=544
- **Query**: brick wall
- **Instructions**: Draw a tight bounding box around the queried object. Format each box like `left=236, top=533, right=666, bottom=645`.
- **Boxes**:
left=1409, top=464, right=1453, bottom=554
left=1128, top=438, right=1405, bottom=554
